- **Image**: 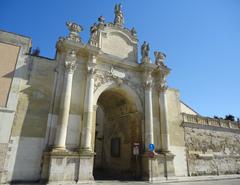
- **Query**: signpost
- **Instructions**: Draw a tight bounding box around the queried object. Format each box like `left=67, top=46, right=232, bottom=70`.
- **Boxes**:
left=148, top=143, right=155, bottom=182
left=133, top=143, right=140, bottom=156
left=133, top=142, right=140, bottom=179
left=149, top=143, right=155, bottom=152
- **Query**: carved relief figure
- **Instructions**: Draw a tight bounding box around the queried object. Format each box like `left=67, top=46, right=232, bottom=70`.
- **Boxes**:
left=114, top=4, right=124, bottom=26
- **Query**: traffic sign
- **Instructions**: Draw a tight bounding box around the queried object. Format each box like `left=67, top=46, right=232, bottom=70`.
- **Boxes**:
left=148, top=151, right=155, bottom=158
left=148, top=143, right=155, bottom=151
left=133, top=142, right=140, bottom=155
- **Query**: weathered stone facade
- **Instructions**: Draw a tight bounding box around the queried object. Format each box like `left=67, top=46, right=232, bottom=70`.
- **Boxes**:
left=0, top=4, right=239, bottom=184
left=183, top=114, right=240, bottom=176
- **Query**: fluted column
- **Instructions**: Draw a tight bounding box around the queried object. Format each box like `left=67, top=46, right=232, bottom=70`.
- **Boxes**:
left=159, top=85, right=170, bottom=152
left=54, top=50, right=77, bottom=149
left=144, top=71, right=154, bottom=150
left=81, top=55, right=96, bottom=152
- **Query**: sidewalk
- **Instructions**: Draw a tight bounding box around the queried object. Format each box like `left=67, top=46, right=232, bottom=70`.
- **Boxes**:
left=92, top=175, right=240, bottom=184
left=160, top=174, right=240, bottom=183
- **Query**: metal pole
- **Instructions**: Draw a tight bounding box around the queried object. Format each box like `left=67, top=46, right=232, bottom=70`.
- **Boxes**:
left=151, top=157, right=153, bottom=183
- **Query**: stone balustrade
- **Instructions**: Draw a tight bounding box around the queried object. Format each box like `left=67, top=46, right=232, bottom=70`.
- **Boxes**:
left=182, top=113, right=240, bottom=130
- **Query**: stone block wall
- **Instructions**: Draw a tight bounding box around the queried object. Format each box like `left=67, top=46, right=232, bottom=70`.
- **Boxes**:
left=183, top=114, right=240, bottom=176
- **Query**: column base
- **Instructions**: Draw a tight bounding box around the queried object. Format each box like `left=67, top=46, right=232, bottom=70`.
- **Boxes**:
left=41, top=149, right=94, bottom=183
left=141, top=152, right=175, bottom=182
left=78, top=152, right=94, bottom=181
left=51, top=146, right=66, bottom=151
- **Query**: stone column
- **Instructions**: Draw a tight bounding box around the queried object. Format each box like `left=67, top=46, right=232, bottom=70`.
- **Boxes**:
left=159, top=86, right=170, bottom=152
left=144, top=71, right=154, bottom=150
left=54, top=50, right=77, bottom=149
left=81, top=55, right=96, bottom=152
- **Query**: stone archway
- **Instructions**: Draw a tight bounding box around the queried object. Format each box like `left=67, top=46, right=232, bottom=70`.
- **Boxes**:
left=93, top=86, right=142, bottom=180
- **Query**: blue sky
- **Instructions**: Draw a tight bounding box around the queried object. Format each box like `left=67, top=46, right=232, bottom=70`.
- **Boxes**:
left=1, top=0, right=240, bottom=119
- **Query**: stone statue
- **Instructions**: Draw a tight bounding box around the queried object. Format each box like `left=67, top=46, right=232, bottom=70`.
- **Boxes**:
left=141, top=41, right=150, bottom=59
left=114, top=4, right=124, bottom=26
left=131, top=27, right=137, bottom=37
left=89, top=23, right=98, bottom=46
left=66, top=22, right=83, bottom=43
left=98, top=15, right=105, bottom=25
left=154, top=51, right=166, bottom=66
left=90, top=23, right=98, bottom=34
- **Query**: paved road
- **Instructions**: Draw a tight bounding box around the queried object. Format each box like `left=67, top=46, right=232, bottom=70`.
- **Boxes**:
left=87, top=178, right=240, bottom=185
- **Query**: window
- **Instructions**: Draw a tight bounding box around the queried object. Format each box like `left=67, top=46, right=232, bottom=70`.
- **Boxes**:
left=111, top=137, right=120, bottom=157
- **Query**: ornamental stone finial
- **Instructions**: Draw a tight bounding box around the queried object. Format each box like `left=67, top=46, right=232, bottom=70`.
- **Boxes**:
left=66, top=21, right=83, bottom=43
left=64, top=50, right=77, bottom=73
left=114, top=4, right=124, bottom=26
left=141, top=41, right=150, bottom=63
left=154, top=51, right=166, bottom=67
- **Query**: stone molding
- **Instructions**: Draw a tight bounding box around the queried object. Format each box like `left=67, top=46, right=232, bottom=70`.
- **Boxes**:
left=93, top=67, right=144, bottom=107
left=182, top=113, right=240, bottom=131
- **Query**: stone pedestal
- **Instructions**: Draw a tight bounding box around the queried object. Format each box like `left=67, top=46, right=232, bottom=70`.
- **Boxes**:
left=164, top=152, right=175, bottom=179
left=141, top=57, right=151, bottom=64
left=41, top=150, right=94, bottom=184
left=78, top=152, right=94, bottom=182
left=141, top=153, right=175, bottom=182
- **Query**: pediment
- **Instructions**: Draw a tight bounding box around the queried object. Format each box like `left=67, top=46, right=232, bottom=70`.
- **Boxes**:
left=100, top=27, right=138, bottom=63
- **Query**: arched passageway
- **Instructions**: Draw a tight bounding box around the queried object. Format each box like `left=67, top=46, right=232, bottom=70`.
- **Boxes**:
left=93, top=88, right=142, bottom=180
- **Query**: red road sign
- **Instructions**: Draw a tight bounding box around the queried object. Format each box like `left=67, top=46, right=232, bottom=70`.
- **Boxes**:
left=148, top=151, right=154, bottom=158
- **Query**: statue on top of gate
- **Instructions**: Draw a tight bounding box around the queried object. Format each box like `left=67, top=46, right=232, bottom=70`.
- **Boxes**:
left=141, top=41, right=151, bottom=63
left=114, top=4, right=124, bottom=26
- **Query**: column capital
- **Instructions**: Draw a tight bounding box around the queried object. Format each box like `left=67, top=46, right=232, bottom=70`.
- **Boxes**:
left=88, top=53, right=97, bottom=63
left=157, top=75, right=168, bottom=93
left=144, top=80, right=153, bottom=91
left=87, top=66, right=97, bottom=77
left=143, top=70, right=153, bottom=91
left=93, top=104, right=98, bottom=111
left=158, top=83, right=168, bottom=92
left=64, top=50, right=77, bottom=73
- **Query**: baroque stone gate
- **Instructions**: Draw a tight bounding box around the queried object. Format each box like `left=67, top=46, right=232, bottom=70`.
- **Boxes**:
left=41, top=4, right=175, bottom=182
left=0, top=4, right=240, bottom=185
